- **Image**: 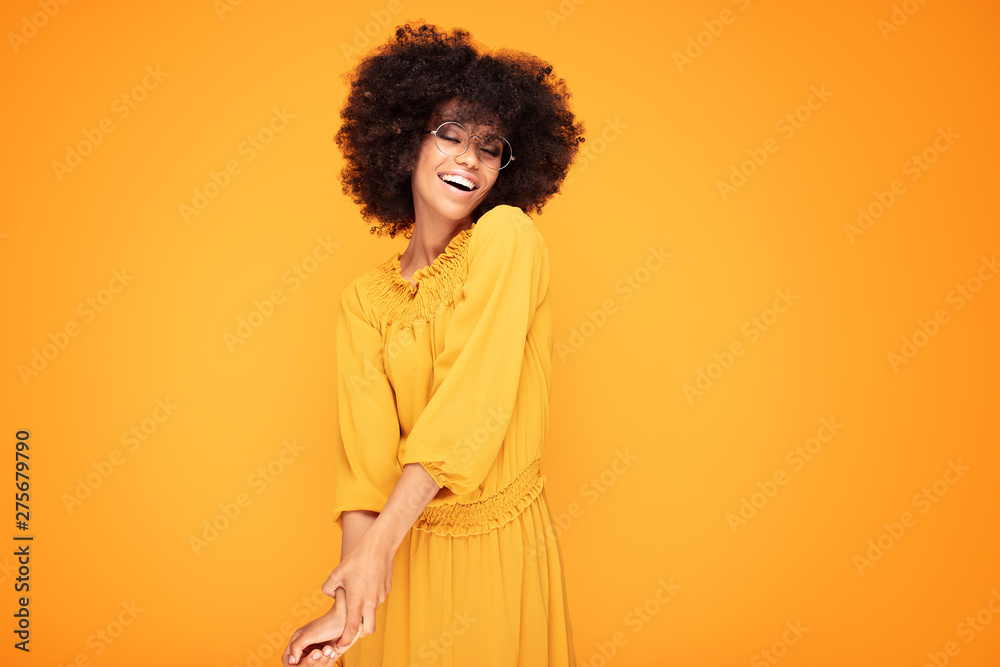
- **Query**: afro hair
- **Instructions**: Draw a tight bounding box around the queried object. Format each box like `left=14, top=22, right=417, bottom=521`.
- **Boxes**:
left=334, top=22, right=585, bottom=238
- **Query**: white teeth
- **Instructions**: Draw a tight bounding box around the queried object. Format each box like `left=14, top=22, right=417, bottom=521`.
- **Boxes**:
left=440, top=174, right=476, bottom=190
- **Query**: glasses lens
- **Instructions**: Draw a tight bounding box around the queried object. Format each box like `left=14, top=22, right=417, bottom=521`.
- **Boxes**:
left=477, top=136, right=508, bottom=170
left=433, top=122, right=513, bottom=169
left=434, top=122, right=469, bottom=156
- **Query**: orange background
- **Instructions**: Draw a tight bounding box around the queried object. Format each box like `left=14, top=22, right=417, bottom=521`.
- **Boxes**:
left=2, top=0, right=999, bottom=665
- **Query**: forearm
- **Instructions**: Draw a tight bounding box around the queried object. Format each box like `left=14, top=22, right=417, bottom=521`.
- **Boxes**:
left=365, top=463, right=441, bottom=555
left=341, top=510, right=377, bottom=560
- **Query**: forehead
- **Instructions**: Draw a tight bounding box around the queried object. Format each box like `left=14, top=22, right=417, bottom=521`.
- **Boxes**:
left=432, top=99, right=503, bottom=135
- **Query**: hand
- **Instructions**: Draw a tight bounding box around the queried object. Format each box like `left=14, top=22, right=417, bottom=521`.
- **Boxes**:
left=282, top=595, right=359, bottom=666
left=320, top=527, right=395, bottom=652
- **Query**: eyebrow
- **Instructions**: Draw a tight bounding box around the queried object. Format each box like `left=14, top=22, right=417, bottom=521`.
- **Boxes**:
left=448, top=120, right=504, bottom=138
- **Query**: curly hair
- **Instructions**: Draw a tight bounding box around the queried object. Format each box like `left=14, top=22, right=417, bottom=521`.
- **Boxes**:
left=334, top=22, right=585, bottom=238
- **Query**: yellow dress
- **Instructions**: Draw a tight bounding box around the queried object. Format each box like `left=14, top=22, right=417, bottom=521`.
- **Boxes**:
left=330, top=204, right=577, bottom=666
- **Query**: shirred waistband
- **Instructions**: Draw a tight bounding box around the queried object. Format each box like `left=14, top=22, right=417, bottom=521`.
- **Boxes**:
left=413, top=459, right=545, bottom=537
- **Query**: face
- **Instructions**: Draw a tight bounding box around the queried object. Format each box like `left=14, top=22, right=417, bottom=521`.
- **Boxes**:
left=410, top=100, right=504, bottom=227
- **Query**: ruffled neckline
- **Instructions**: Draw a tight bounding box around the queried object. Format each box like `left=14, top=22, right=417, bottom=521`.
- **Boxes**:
left=391, top=225, right=474, bottom=294
left=366, top=223, right=476, bottom=327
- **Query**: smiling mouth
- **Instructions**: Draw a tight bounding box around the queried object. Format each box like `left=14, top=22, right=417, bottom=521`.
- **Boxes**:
left=439, top=174, right=478, bottom=192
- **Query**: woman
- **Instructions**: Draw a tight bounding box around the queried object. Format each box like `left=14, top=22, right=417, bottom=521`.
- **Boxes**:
left=283, top=22, right=585, bottom=666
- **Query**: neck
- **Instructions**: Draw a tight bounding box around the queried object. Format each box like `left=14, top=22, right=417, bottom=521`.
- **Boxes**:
left=400, top=209, right=473, bottom=277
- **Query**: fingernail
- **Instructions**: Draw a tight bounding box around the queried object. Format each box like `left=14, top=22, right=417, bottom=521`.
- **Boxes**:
left=324, top=647, right=332, bottom=656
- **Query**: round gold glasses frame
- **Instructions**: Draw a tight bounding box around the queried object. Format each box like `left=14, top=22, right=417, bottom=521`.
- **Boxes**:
left=423, top=121, right=515, bottom=170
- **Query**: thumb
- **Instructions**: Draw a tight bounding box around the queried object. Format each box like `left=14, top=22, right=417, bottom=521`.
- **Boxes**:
left=335, top=629, right=362, bottom=654
left=321, top=575, right=341, bottom=598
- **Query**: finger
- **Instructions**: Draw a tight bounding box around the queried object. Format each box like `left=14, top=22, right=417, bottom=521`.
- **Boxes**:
left=299, top=641, right=329, bottom=659
left=319, top=646, right=342, bottom=666
left=318, top=643, right=341, bottom=666
left=329, top=639, right=355, bottom=663
left=361, top=605, right=377, bottom=636
left=307, top=646, right=336, bottom=664
left=283, top=628, right=304, bottom=666
left=321, top=576, right=340, bottom=598
left=287, top=627, right=320, bottom=665
left=336, top=619, right=359, bottom=650
left=337, top=594, right=364, bottom=649
left=341, top=605, right=376, bottom=651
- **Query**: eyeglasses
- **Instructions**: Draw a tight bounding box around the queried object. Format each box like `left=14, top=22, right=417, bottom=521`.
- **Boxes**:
left=423, top=121, right=515, bottom=170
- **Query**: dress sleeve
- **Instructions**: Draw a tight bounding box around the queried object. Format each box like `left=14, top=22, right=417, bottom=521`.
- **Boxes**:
left=330, top=278, right=401, bottom=532
left=396, top=205, right=549, bottom=495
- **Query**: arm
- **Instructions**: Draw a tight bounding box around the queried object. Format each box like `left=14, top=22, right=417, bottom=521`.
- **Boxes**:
left=284, top=467, right=439, bottom=666
left=320, top=463, right=440, bottom=652
left=330, top=279, right=401, bottom=533
left=338, top=466, right=438, bottom=568
left=340, top=509, right=377, bottom=560
left=337, top=463, right=437, bottom=581
left=396, top=205, right=548, bottom=493
left=285, top=281, right=407, bottom=666
left=362, top=462, right=440, bottom=554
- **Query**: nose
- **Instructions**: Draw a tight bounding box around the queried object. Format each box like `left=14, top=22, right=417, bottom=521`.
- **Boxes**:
left=455, top=142, right=481, bottom=169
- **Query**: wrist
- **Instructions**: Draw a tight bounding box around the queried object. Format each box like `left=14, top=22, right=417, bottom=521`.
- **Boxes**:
left=364, top=514, right=403, bottom=557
